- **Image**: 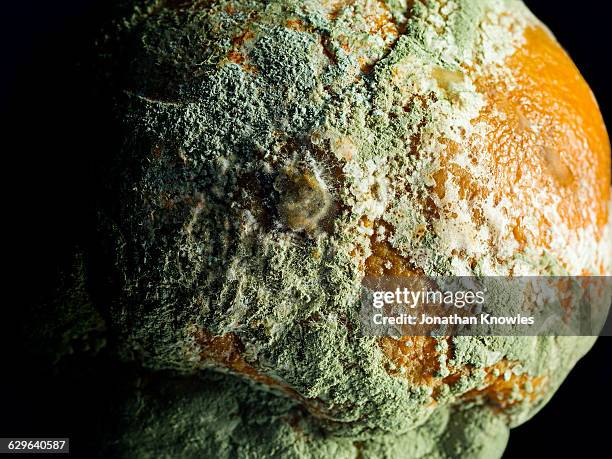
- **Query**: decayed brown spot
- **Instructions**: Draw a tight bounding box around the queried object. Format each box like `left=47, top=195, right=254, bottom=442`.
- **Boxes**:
left=275, top=162, right=332, bottom=233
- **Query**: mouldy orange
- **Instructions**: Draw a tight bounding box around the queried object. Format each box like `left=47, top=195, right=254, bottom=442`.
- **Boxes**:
left=91, top=0, right=611, bottom=457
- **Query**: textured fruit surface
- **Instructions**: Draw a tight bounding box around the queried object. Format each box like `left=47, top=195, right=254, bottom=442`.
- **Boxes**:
left=88, top=0, right=611, bottom=457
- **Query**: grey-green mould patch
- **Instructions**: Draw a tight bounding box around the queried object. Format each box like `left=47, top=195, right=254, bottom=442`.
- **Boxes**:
left=76, top=0, right=606, bottom=457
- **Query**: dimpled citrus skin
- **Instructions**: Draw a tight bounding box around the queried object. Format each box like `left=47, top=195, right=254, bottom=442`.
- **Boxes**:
left=474, top=26, right=610, bottom=250
left=95, top=0, right=610, bottom=457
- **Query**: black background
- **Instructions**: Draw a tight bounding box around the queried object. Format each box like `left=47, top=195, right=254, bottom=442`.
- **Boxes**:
left=0, top=1, right=610, bottom=457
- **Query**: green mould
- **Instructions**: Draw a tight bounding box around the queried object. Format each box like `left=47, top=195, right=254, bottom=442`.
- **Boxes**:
left=78, top=0, right=612, bottom=457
